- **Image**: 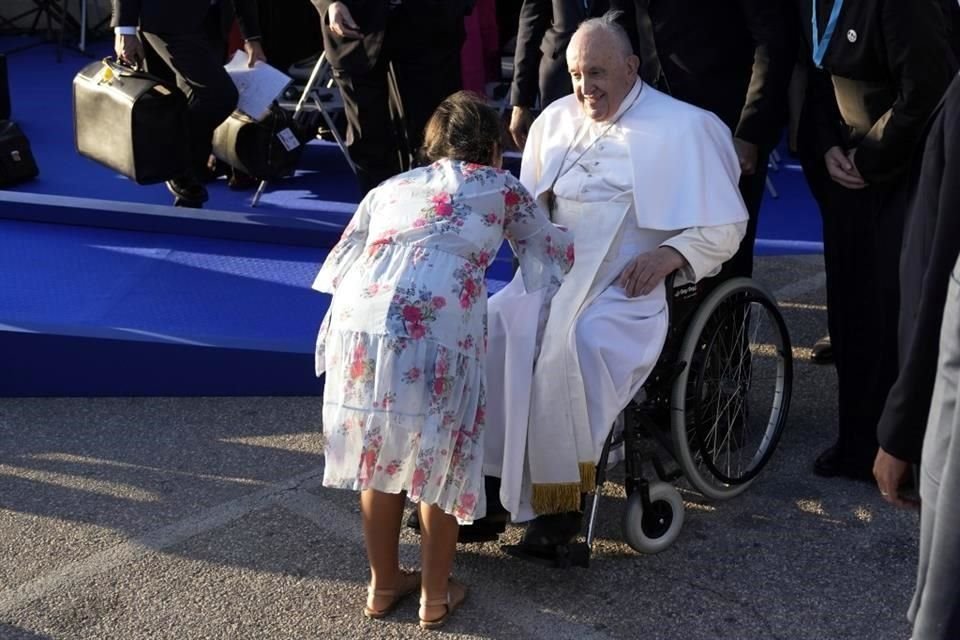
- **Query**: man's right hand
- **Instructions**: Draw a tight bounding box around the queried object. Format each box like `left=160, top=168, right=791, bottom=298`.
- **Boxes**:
left=618, top=246, right=687, bottom=298
left=510, top=106, right=534, bottom=152
left=328, top=2, right=362, bottom=39
left=824, top=145, right=866, bottom=190
left=115, top=32, right=144, bottom=68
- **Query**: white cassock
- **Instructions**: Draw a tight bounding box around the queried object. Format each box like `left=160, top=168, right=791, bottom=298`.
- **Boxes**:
left=483, top=79, right=749, bottom=521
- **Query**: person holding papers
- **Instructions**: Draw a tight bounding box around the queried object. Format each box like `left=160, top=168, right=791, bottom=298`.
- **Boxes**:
left=112, top=0, right=266, bottom=208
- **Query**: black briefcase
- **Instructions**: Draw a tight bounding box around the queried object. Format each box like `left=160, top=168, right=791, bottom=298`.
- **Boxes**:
left=73, top=59, right=189, bottom=185
left=211, top=105, right=307, bottom=181
left=0, top=54, right=10, bottom=120
left=0, top=120, right=39, bottom=186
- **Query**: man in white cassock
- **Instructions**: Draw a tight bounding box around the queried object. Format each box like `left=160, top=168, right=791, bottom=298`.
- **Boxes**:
left=481, top=12, right=749, bottom=551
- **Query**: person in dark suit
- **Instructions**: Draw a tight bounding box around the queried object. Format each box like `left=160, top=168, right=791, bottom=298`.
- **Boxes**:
left=794, top=0, right=956, bottom=481
left=610, top=0, right=796, bottom=279
left=112, top=0, right=265, bottom=207
left=873, top=72, right=960, bottom=507
left=310, top=0, right=471, bottom=195
left=940, top=0, right=960, bottom=59
left=507, top=0, right=609, bottom=149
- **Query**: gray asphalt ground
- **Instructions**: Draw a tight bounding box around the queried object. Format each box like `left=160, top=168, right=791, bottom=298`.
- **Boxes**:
left=0, top=254, right=921, bottom=640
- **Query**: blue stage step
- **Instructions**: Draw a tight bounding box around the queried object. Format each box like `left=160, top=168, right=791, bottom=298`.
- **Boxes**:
left=1, top=219, right=330, bottom=395
left=0, top=218, right=515, bottom=396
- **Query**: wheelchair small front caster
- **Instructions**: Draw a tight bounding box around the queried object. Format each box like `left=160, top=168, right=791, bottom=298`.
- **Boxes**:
left=622, top=481, right=684, bottom=554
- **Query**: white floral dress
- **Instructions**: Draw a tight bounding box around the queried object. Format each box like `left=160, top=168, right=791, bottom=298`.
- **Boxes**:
left=312, top=159, right=574, bottom=524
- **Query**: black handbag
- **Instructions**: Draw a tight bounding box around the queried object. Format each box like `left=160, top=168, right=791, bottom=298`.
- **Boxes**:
left=0, top=120, right=39, bottom=186
left=211, top=105, right=307, bottom=181
left=72, top=59, right=189, bottom=185
left=0, top=54, right=10, bottom=120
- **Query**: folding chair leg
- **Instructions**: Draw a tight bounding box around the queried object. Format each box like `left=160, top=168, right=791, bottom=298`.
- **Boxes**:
left=292, top=51, right=357, bottom=175
left=318, top=107, right=356, bottom=174
left=765, top=176, right=779, bottom=199
left=386, top=62, right=413, bottom=171
left=251, top=179, right=268, bottom=207
left=293, top=52, right=328, bottom=117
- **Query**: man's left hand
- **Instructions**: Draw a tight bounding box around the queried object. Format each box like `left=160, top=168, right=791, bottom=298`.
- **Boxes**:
left=618, top=247, right=687, bottom=298
left=733, top=138, right=759, bottom=176
left=244, top=40, right=267, bottom=68
left=873, top=447, right=919, bottom=509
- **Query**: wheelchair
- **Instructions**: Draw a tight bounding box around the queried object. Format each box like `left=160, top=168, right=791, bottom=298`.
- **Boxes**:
left=526, top=274, right=793, bottom=568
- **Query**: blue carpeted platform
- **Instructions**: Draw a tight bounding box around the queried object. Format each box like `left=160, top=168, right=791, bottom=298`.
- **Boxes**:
left=1, top=218, right=330, bottom=395
left=0, top=35, right=825, bottom=396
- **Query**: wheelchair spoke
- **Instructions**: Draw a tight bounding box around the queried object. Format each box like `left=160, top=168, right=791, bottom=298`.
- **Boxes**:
left=686, top=296, right=789, bottom=485
left=669, top=281, right=793, bottom=498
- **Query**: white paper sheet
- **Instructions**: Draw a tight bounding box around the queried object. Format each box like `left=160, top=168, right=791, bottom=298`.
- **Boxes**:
left=224, top=50, right=292, bottom=120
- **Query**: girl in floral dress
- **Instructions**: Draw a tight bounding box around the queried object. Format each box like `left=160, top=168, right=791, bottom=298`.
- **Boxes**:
left=312, top=91, right=573, bottom=629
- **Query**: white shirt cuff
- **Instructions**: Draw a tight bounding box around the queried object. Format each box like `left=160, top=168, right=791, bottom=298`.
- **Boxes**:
left=114, top=26, right=138, bottom=35
left=660, top=220, right=748, bottom=284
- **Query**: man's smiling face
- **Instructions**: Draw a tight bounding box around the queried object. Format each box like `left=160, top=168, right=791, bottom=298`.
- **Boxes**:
left=566, top=27, right=639, bottom=122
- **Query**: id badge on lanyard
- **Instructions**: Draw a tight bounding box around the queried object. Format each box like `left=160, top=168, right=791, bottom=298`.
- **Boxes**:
left=812, top=0, right=845, bottom=68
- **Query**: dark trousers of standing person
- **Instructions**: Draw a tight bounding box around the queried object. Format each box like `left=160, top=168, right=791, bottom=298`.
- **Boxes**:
left=805, top=155, right=905, bottom=472
left=333, top=11, right=463, bottom=195
left=718, top=149, right=771, bottom=280
left=141, top=7, right=239, bottom=190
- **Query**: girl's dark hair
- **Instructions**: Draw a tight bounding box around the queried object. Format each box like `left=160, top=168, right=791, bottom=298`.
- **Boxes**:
left=420, top=91, right=502, bottom=166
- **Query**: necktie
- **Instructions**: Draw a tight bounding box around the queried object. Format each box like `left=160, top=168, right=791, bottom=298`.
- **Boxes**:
left=634, top=0, right=663, bottom=88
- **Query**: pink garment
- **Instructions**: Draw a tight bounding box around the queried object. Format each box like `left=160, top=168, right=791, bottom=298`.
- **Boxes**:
left=460, top=0, right=501, bottom=94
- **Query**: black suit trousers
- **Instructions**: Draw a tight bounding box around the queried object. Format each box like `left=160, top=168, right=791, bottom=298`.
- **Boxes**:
left=802, top=150, right=905, bottom=465
left=538, top=52, right=573, bottom=108
left=718, top=150, right=771, bottom=280
left=331, top=11, right=463, bottom=195
left=141, top=9, right=238, bottom=181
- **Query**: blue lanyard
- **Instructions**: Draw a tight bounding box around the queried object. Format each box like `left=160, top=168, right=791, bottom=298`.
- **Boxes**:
left=812, top=0, right=845, bottom=68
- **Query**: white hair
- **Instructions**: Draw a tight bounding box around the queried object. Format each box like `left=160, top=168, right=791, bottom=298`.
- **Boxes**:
left=570, top=11, right=634, bottom=59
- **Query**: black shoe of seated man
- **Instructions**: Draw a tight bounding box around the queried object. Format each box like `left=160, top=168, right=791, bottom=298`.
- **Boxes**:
left=811, top=335, right=833, bottom=364
left=813, top=444, right=874, bottom=482
left=405, top=509, right=508, bottom=543
left=166, top=176, right=208, bottom=207
left=517, top=511, right=584, bottom=552
left=406, top=475, right=511, bottom=543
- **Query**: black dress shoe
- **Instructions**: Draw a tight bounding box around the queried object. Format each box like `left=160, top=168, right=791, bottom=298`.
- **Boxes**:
left=519, top=511, right=583, bottom=548
left=406, top=476, right=512, bottom=543
left=813, top=445, right=874, bottom=482
left=406, top=509, right=508, bottom=543
left=811, top=336, right=833, bottom=364
left=166, top=176, right=209, bottom=207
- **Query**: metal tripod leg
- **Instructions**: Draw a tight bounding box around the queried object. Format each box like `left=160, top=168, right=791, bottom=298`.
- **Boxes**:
left=252, top=51, right=357, bottom=207
left=386, top=61, right=413, bottom=171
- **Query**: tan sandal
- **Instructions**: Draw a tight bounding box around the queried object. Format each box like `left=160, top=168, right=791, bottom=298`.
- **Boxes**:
left=419, top=578, right=468, bottom=630
left=363, top=569, right=421, bottom=619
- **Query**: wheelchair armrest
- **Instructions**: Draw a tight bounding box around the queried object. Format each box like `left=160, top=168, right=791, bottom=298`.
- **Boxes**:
left=664, top=271, right=677, bottom=321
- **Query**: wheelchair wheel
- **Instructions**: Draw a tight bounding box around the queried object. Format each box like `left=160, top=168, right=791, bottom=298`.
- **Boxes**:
left=622, top=482, right=685, bottom=554
left=670, top=277, right=792, bottom=500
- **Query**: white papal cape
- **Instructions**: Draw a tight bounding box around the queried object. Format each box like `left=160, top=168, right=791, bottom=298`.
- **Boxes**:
left=483, top=80, right=749, bottom=520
